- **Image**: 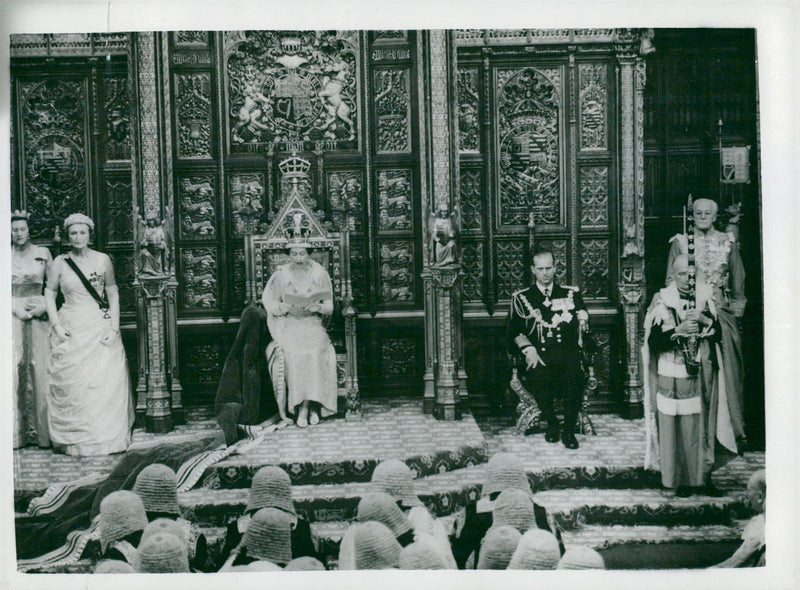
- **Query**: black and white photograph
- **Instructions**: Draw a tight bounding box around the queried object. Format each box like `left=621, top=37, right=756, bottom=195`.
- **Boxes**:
left=0, top=1, right=795, bottom=589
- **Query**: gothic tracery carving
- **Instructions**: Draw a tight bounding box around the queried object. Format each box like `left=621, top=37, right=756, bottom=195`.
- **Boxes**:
left=497, top=67, right=562, bottom=226
left=327, top=171, right=364, bottom=232
left=181, top=248, right=218, bottom=309
left=178, top=176, right=216, bottom=239
left=457, top=67, right=480, bottom=152
left=374, top=69, right=411, bottom=153
left=175, top=73, right=212, bottom=159
left=579, top=166, right=609, bottom=227
left=459, top=168, right=483, bottom=231
left=103, top=76, right=131, bottom=160
left=377, top=170, right=413, bottom=231
left=580, top=238, right=610, bottom=298
left=379, top=241, right=414, bottom=303
left=230, top=173, right=265, bottom=235
left=579, top=63, right=607, bottom=150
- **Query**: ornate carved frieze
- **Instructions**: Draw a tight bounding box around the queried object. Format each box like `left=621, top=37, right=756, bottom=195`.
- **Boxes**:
left=579, top=238, right=610, bottom=298
left=377, top=170, right=413, bottom=231
left=457, top=67, right=480, bottom=152
left=497, top=67, right=562, bottom=226
left=175, top=73, right=212, bottom=159
left=178, top=176, right=217, bottom=239
left=225, top=30, right=359, bottom=152
left=461, top=241, right=484, bottom=302
left=382, top=337, right=417, bottom=377
left=180, top=247, right=218, bottom=309
left=379, top=241, right=414, bottom=303
left=102, top=76, right=131, bottom=161
left=327, top=171, right=364, bottom=232
left=10, top=33, right=128, bottom=57
left=579, top=166, right=609, bottom=228
left=455, top=29, right=635, bottom=47
left=459, top=168, right=483, bottom=231
left=429, top=30, right=451, bottom=210
left=229, top=173, right=265, bottom=236
left=105, top=178, right=134, bottom=243
left=579, top=63, right=607, bottom=150
left=495, top=240, right=525, bottom=301
left=18, top=78, right=88, bottom=238
left=174, top=31, right=208, bottom=46
left=374, top=31, right=407, bottom=41
left=374, top=69, right=411, bottom=153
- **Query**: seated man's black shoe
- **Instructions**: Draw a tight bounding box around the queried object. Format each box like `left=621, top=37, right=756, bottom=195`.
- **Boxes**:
left=562, top=431, right=579, bottom=449
left=545, top=424, right=561, bottom=443
left=675, top=486, right=692, bottom=498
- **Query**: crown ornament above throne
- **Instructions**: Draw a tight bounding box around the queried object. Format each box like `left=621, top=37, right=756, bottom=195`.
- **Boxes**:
left=283, top=211, right=313, bottom=249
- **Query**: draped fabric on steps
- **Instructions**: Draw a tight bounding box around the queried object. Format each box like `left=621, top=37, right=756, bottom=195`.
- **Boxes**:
left=15, top=434, right=224, bottom=566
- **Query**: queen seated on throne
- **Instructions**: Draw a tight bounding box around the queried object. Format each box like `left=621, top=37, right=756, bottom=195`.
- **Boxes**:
left=215, top=193, right=355, bottom=443
left=262, top=214, right=338, bottom=429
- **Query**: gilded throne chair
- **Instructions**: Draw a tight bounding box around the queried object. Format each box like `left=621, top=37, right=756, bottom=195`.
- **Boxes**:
left=243, top=189, right=361, bottom=420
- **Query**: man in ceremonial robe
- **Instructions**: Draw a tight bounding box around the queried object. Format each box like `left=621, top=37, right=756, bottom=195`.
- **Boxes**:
left=644, top=255, right=732, bottom=497
left=666, top=197, right=747, bottom=450
left=506, top=249, right=591, bottom=450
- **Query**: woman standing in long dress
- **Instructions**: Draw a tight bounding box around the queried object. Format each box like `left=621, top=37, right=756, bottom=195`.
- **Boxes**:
left=12, top=211, right=52, bottom=448
left=44, top=213, right=134, bottom=456
left=262, top=244, right=338, bottom=428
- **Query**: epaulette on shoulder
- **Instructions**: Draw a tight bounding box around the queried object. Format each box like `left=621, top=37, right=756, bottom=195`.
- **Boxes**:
left=511, top=287, right=530, bottom=298
left=669, top=233, right=686, bottom=244
left=563, top=285, right=580, bottom=292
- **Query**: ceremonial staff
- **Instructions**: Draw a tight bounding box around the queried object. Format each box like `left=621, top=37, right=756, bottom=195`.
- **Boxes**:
left=683, top=194, right=700, bottom=375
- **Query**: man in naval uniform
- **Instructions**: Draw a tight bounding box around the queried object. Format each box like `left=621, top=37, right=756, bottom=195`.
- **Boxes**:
left=507, top=249, right=590, bottom=449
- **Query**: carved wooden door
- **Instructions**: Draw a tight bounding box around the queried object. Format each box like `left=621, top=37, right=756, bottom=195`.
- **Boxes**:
left=457, top=46, right=620, bottom=411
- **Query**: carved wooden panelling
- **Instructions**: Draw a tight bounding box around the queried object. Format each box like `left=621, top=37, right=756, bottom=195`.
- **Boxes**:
left=349, top=238, right=366, bottom=306
left=666, top=156, right=700, bottom=203
left=579, top=166, right=609, bottom=228
left=231, top=246, right=247, bottom=309
left=174, top=31, right=208, bottom=46
left=18, top=78, right=88, bottom=238
left=178, top=175, right=217, bottom=239
left=495, top=241, right=525, bottom=301
left=536, top=238, right=568, bottom=285
left=225, top=30, right=359, bottom=151
left=381, top=337, right=417, bottom=378
left=592, top=330, right=612, bottom=393
left=105, top=178, right=134, bottom=243
left=180, top=341, right=225, bottom=383
left=108, top=250, right=136, bottom=314
left=229, top=173, right=265, bottom=236
left=457, top=67, right=480, bottom=152
left=497, top=67, right=562, bottom=226
left=377, top=170, right=413, bottom=231
left=379, top=240, right=414, bottom=303
left=459, top=168, right=483, bottom=232
left=579, top=238, right=610, bottom=299
left=373, top=69, right=411, bottom=153
left=102, top=76, right=131, bottom=161
left=327, top=170, right=364, bottom=232
left=180, top=247, right=218, bottom=310
left=461, top=241, right=484, bottom=302
left=175, top=73, right=212, bottom=159
left=579, top=63, right=608, bottom=151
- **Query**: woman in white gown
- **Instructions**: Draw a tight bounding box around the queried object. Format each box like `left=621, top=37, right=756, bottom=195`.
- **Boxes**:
left=262, top=242, right=338, bottom=428
left=44, top=213, right=134, bottom=456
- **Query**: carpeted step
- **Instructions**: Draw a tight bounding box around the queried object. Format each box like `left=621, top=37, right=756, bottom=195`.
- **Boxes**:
left=560, top=521, right=747, bottom=551
left=533, top=488, right=749, bottom=530
left=194, top=401, right=488, bottom=489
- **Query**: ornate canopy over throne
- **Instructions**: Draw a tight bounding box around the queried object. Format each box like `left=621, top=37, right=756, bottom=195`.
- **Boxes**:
left=243, top=154, right=360, bottom=419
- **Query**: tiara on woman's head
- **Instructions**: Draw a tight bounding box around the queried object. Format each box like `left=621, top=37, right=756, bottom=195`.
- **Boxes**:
left=11, top=209, right=30, bottom=222
left=63, top=213, right=95, bottom=231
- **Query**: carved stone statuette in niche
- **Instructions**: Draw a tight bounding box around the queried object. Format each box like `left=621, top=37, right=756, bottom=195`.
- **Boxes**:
left=427, top=205, right=461, bottom=268
left=135, top=206, right=174, bottom=277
